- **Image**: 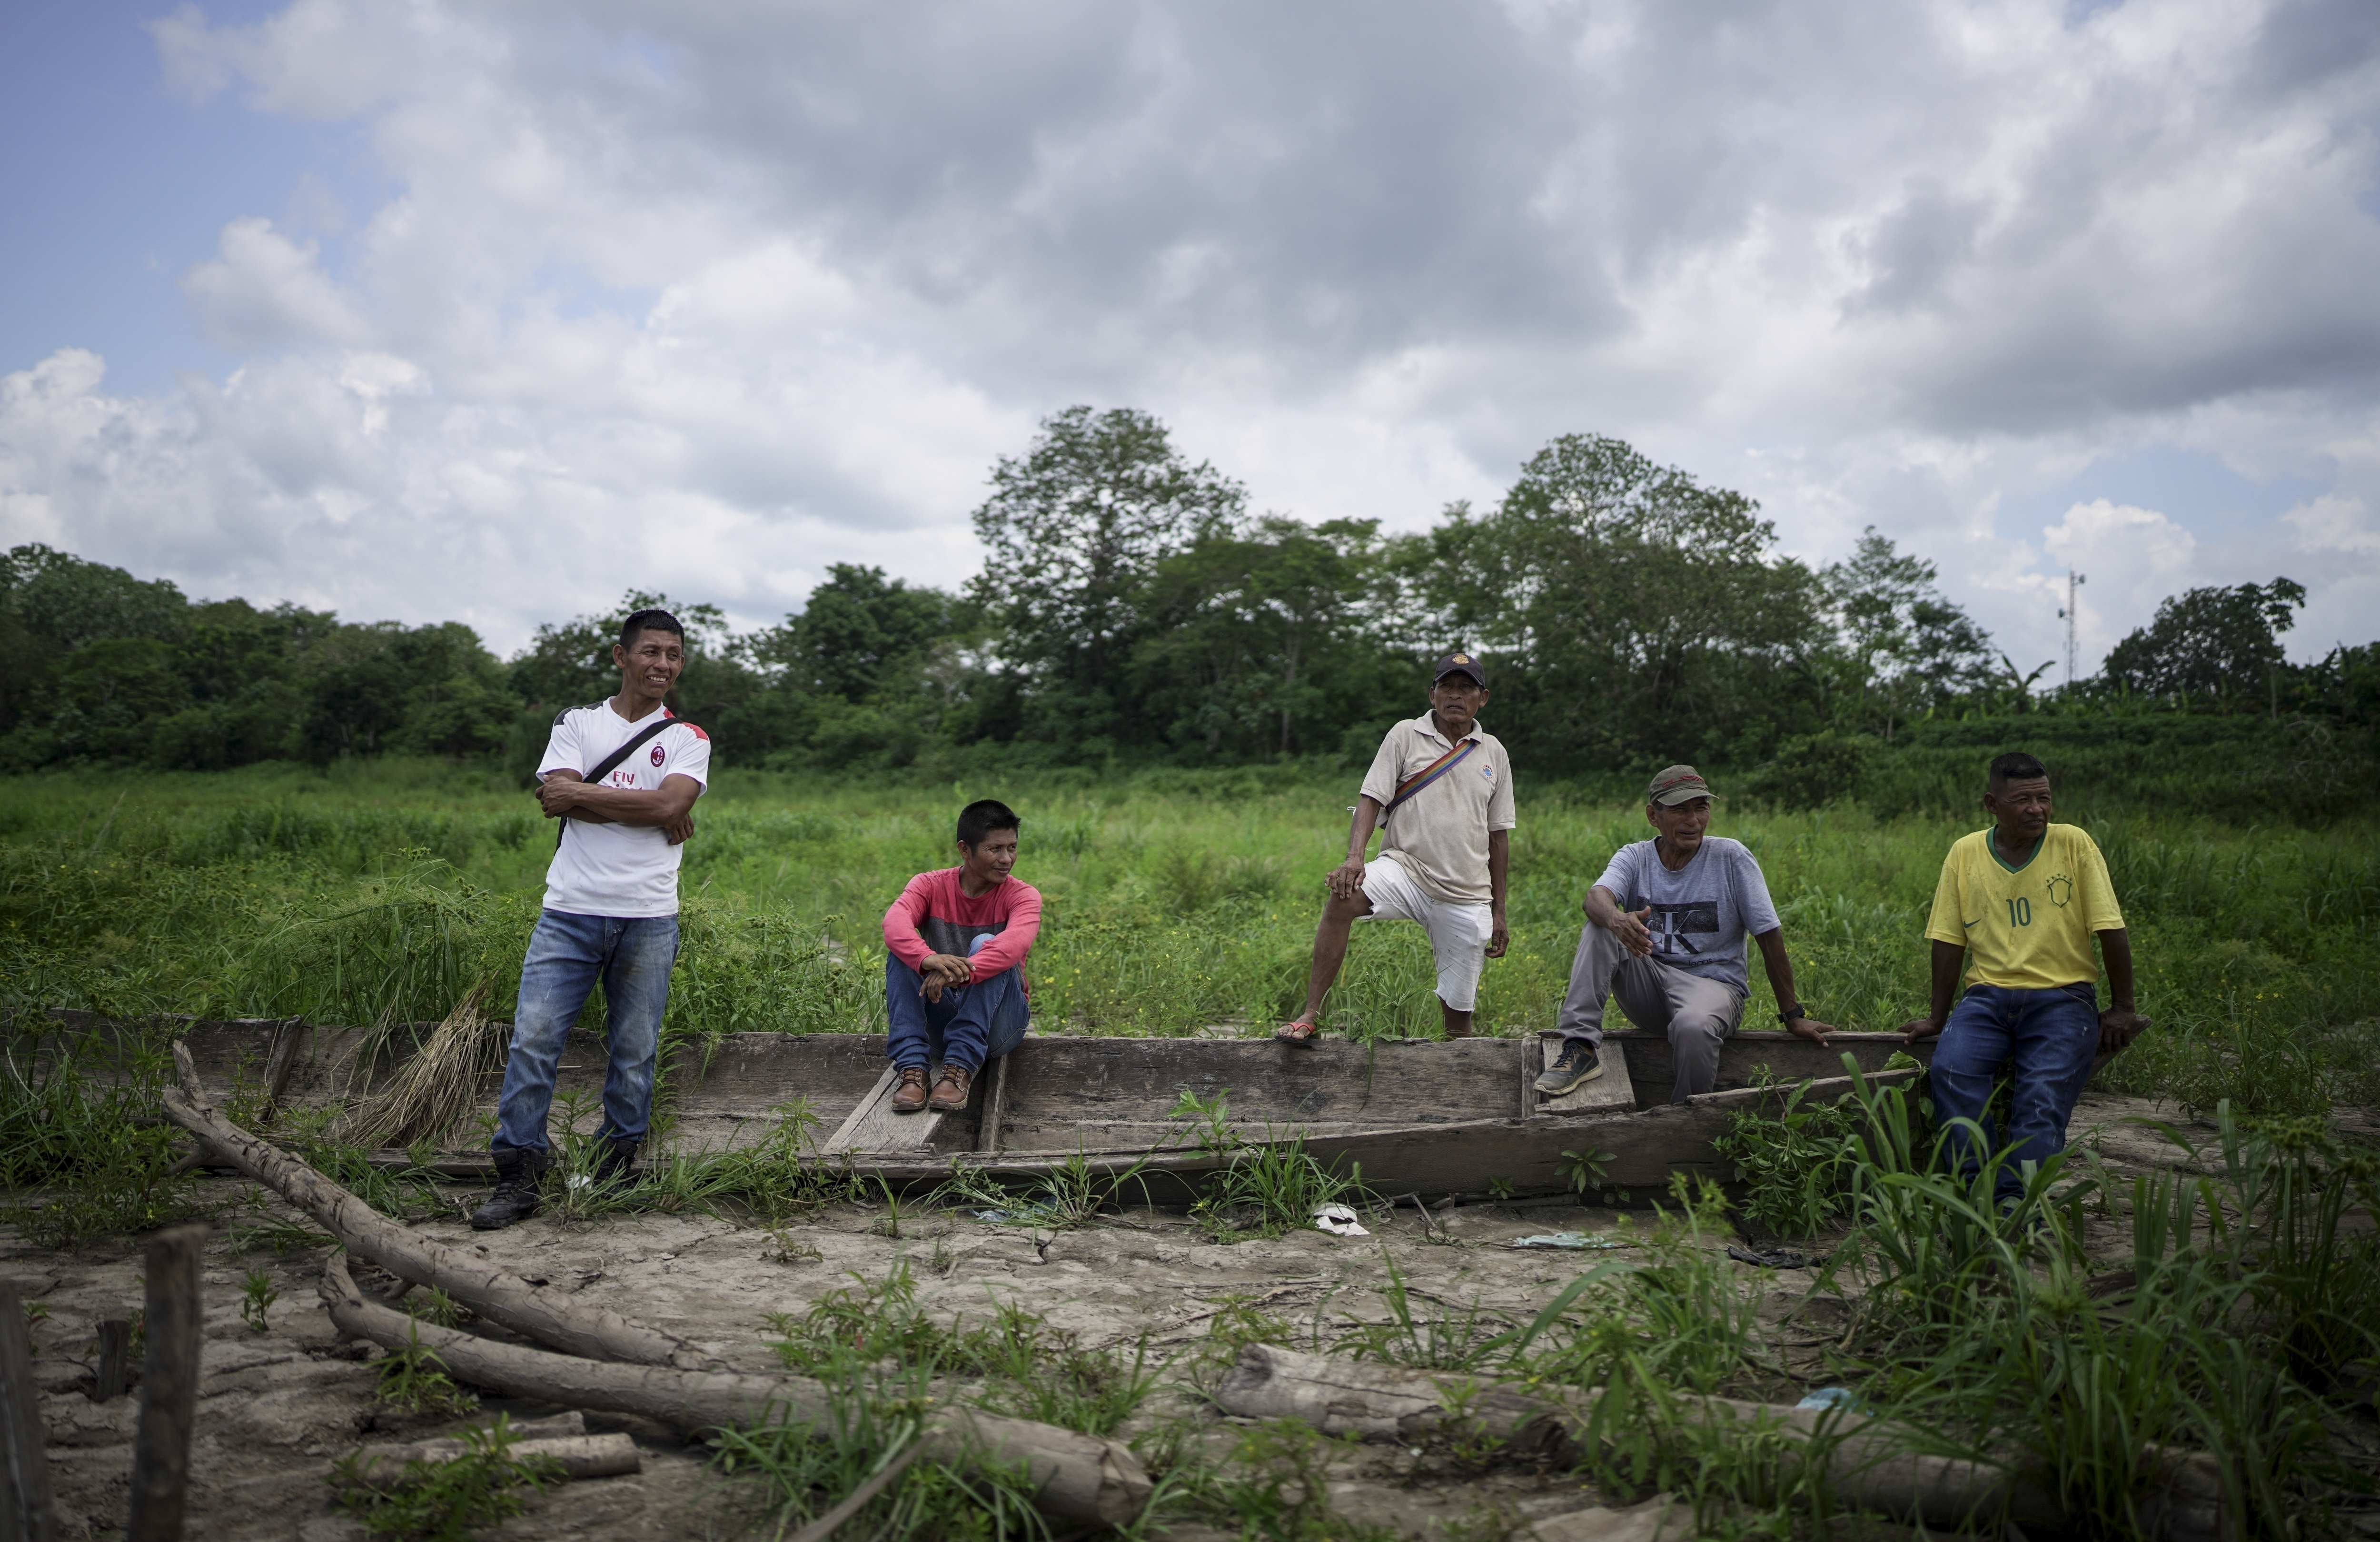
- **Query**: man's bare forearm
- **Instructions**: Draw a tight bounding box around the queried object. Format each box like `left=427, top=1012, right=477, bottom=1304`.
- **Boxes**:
left=1927, top=939, right=1964, bottom=1028
left=1345, top=796, right=1382, bottom=862
left=1487, top=828, right=1508, bottom=914
left=1582, top=885, right=1626, bottom=929
left=2097, top=928, right=2135, bottom=1009
left=544, top=775, right=700, bottom=829
left=1754, top=929, right=1799, bottom=1009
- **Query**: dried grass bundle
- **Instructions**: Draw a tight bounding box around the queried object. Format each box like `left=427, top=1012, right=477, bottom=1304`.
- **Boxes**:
left=334, top=989, right=507, bottom=1150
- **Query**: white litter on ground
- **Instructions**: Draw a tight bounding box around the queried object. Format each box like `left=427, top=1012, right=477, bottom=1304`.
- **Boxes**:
left=1311, top=1202, right=1370, bottom=1236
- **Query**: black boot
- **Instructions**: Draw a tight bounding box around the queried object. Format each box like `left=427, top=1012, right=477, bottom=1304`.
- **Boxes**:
left=469, top=1147, right=551, bottom=1231
left=591, top=1137, right=641, bottom=1189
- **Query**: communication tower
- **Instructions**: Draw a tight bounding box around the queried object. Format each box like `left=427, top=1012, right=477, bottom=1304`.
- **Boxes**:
left=2056, top=570, right=2086, bottom=686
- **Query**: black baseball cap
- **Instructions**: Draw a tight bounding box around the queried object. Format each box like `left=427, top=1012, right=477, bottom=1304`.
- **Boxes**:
left=1432, top=652, right=1487, bottom=687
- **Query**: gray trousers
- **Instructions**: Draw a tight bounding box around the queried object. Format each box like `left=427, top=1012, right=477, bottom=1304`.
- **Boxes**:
left=1554, top=923, right=1745, bottom=1102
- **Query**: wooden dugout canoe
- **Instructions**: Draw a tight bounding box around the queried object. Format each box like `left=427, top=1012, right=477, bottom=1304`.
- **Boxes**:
left=48, top=1010, right=1934, bottom=1203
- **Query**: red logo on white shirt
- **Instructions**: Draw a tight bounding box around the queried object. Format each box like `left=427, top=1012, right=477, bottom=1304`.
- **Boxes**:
left=650, top=744, right=666, bottom=767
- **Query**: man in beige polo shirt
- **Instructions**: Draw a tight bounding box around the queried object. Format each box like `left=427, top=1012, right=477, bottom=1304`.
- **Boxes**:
left=1276, top=653, right=1514, bottom=1043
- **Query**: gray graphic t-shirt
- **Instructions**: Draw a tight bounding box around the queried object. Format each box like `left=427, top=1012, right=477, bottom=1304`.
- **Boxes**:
left=1593, top=836, right=1782, bottom=995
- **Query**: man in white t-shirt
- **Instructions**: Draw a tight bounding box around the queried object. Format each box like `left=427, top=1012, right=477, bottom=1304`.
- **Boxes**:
left=471, top=608, right=712, bottom=1231
left=1275, top=653, right=1514, bottom=1044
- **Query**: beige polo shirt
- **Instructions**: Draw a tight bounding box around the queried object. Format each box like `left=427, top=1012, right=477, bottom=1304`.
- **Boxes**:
left=1359, top=714, right=1516, bottom=905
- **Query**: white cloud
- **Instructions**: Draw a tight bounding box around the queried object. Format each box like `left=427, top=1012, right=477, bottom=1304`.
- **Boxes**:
left=5, top=0, right=2379, bottom=658
left=180, top=218, right=374, bottom=350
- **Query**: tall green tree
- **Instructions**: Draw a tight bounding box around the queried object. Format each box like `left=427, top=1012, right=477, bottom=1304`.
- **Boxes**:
left=1818, top=527, right=1995, bottom=738
left=764, top=565, right=953, bottom=703
left=969, top=406, right=1245, bottom=748
left=2101, top=577, right=2306, bottom=706
left=1133, top=517, right=1407, bottom=758
left=298, top=620, right=515, bottom=764
left=1425, top=433, right=1822, bottom=769
left=0, top=545, right=191, bottom=745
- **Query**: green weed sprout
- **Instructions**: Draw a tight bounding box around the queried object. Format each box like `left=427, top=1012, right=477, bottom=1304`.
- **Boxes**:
left=239, top=1270, right=278, bottom=1333
left=373, top=1322, right=476, bottom=1417
left=1168, top=1085, right=1240, bottom=1155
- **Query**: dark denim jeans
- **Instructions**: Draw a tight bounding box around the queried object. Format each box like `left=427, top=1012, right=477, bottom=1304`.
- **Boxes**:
left=492, top=910, right=678, bottom=1154
left=885, top=933, right=1029, bottom=1074
left=1929, top=981, right=2100, bottom=1202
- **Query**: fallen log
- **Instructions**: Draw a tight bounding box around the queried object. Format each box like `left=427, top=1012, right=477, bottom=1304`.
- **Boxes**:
left=1214, top=1344, right=2223, bottom=1542
left=320, top=1255, right=1149, bottom=1527
left=160, top=1043, right=706, bottom=1372
left=340, top=1433, right=641, bottom=1487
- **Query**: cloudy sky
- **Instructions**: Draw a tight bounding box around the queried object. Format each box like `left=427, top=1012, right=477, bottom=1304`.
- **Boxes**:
left=3, top=0, right=2376, bottom=674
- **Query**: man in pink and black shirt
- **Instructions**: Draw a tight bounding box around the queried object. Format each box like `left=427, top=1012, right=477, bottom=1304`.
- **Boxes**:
left=881, top=798, right=1041, bottom=1114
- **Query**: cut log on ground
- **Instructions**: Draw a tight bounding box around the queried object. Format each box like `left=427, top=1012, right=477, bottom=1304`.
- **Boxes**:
left=161, top=1042, right=707, bottom=1372
left=339, top=1433, right=640, bottom=1487
left=1214, top=1344, right=2224, bottom=1542
left=319, top=1255, right=1150, bottom=1528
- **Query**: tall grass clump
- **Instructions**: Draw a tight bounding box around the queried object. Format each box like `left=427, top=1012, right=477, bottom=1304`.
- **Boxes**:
left=0, top=1021, right=199, bottom=1247
left=1824, top=1074, right=2379, bottom=1535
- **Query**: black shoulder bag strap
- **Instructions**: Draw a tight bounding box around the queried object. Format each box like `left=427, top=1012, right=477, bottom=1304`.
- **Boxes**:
left=554, top=714, right=703, bottom=848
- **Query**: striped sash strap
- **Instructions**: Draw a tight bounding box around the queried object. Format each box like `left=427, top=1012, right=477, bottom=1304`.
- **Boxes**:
left=1380, top=739, right=1478, bottom=823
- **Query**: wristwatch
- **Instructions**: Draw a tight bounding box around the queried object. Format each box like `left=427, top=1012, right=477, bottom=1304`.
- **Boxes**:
left=1777, top=1004, right=1807, bottom=1024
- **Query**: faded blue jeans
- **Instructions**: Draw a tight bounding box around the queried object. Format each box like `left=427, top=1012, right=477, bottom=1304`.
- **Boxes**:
left=492, top=910, right=679, bottom=1154
left=1929, top=981, right=2100, bottom=1203
left=885, top=933, right=1029, bottom=1075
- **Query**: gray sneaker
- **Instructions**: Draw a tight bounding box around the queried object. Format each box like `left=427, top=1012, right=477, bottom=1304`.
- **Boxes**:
left=1534, top=1042, right=1604, bottom=1096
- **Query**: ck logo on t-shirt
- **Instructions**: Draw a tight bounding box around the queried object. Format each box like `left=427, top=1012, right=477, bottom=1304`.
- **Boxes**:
left=1646, top=901, right=1720, bottom=956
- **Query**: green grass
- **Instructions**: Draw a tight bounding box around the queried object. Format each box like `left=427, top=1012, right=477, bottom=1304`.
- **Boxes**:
left=0, top=757, right=2374, bottom=1122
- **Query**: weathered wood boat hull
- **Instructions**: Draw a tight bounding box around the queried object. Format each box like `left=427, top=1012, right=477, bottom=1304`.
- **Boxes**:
left=29, top=1011, right=1931, bottom=1200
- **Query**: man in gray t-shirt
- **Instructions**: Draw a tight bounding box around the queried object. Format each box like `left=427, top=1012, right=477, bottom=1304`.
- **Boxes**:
left=1536, top=765, right=1836, bottom=1102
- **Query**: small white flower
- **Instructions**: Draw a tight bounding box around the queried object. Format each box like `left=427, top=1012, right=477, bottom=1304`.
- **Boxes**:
left=566, top=1174, right=592, bottom=1192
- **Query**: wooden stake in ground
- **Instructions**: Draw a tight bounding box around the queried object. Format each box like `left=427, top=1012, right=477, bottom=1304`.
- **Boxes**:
left=0, top=1281, right=57, bottom=1542
left=94, top=1321, right=131, bottom=1403
left=127, top=1225, right=207, bottom=1542
left=318, top=1255, right=1150, bottom=1528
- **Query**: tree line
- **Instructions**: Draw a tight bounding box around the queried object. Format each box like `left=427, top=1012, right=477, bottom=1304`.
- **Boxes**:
left=3, top=407, right=2372, bottom=786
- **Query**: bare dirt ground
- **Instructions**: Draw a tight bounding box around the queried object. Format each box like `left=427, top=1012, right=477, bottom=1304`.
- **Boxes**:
left=0, top=1091, right=2248, bottom=1541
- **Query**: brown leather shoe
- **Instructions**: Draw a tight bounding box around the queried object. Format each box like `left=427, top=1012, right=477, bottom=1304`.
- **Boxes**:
left=890, top=1066, right=932, bottom=1114
left=928, top=1064, right=973, bottom=1113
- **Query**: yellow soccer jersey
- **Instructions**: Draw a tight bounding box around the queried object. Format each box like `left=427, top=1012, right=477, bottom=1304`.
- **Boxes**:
left=1924, top=824, right=2124, bottom=991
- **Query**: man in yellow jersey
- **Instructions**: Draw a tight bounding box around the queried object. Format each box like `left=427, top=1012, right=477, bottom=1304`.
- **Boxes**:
left=1902, top=751, right=2148, bottom=1203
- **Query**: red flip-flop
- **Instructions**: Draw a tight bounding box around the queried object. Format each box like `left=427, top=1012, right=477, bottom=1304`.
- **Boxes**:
left=1273, top=1018, right=1321, bottom=1045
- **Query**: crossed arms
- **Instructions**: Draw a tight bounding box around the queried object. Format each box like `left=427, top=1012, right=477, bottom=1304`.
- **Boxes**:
left=536, top=770, right=702, bottom=845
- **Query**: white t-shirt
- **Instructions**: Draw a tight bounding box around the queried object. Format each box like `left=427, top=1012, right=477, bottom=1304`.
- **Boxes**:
left=538, top=702, right=712, bottom=917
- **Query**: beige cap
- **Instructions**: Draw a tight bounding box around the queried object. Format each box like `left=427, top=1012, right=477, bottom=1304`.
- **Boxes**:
left=1647, top=765, right=1715, bottom=806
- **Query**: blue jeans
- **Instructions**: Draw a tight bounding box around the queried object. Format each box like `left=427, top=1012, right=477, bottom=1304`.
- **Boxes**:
left=885, top=934, right=1029, bottom=1074
left=492, top=910, right=679, bottom=1154
left=1929, top=982, right=2100, bottom=1202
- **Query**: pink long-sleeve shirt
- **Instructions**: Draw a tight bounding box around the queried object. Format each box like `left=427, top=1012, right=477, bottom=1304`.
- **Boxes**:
left=882, top=868, right=1042, bottom=990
